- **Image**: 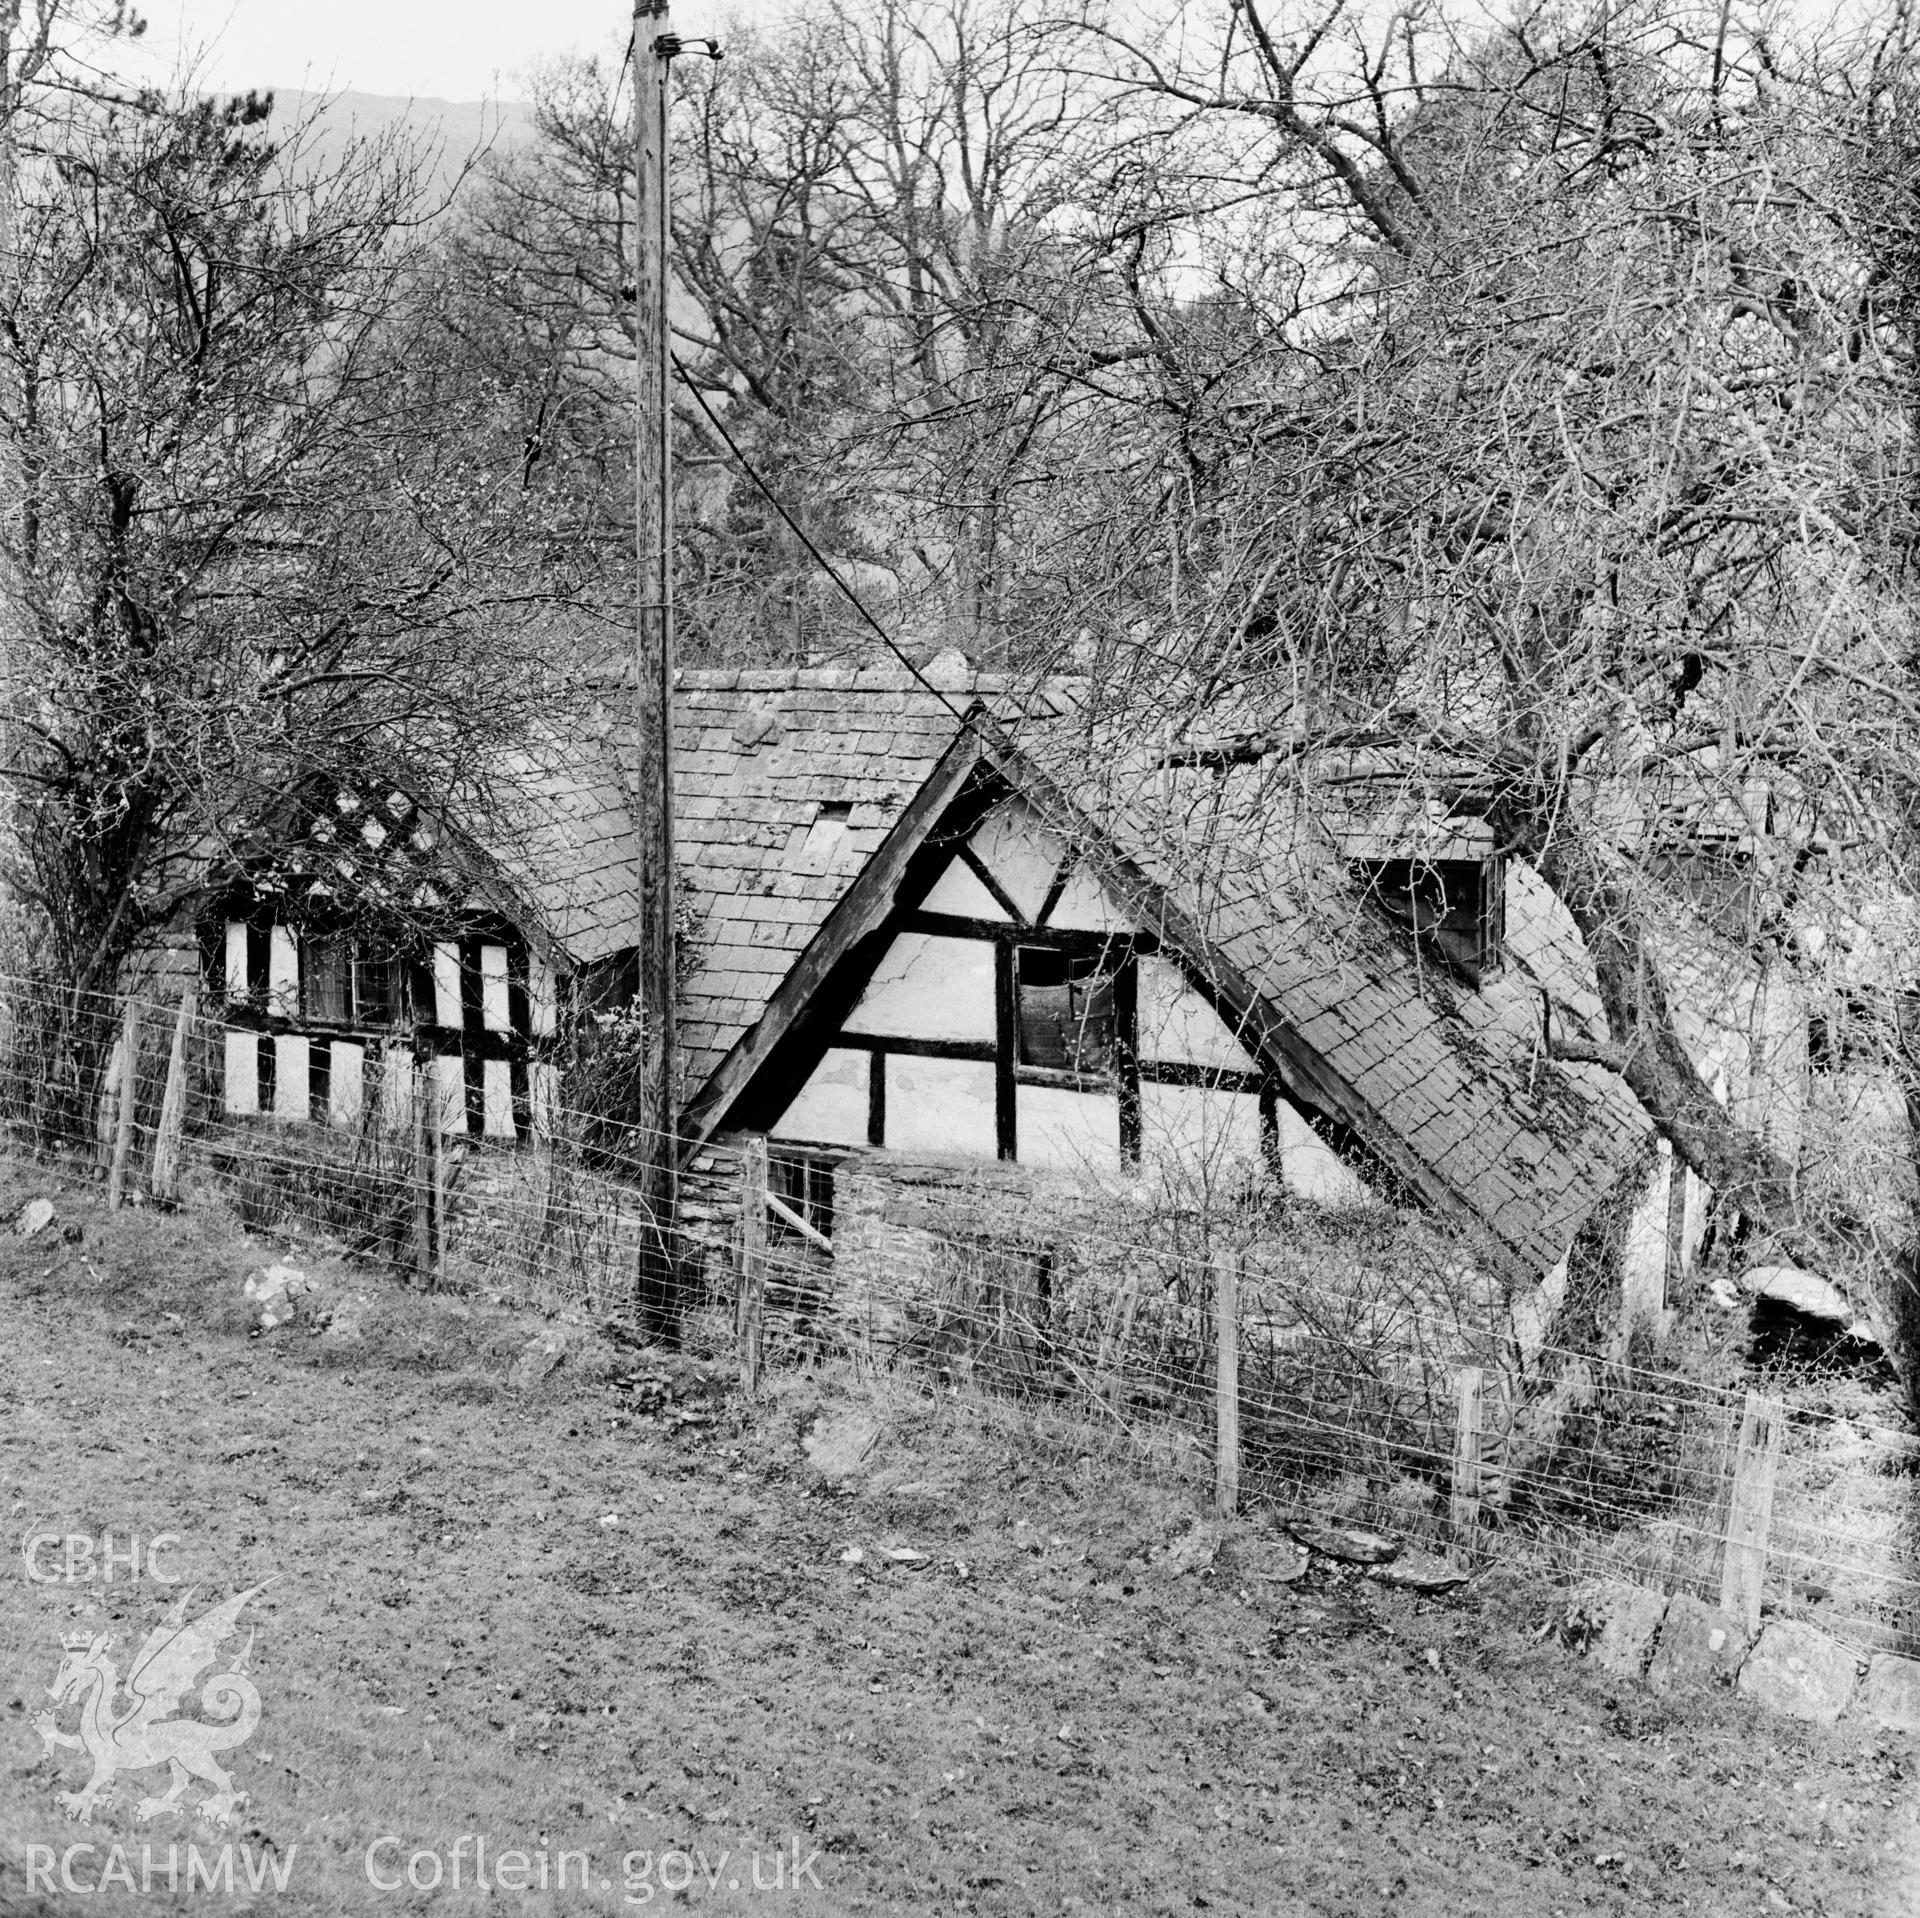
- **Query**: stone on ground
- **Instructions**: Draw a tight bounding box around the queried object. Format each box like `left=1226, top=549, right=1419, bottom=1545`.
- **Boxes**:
left=1153, top=1520, right=1223, bottom=1578
left=1857, top=1654, right=1920, bottom=1734
left=507, top=1333, right=567, bottom=1391
left=1645, top=1592, right=1747, bottom=1693
left=803, top=1409, right=882, bottom=1481
left=14, top=1197, right=53, bottom=1238
left=242, top=1261, right=306, bottom=1331
left=1287, top=1520, right=1400, bottom=1565
left=1737, top=1620, right=1857, bottom=1725
left=1582, top=1581, right=1670, bottom=1678
left=1245, top=1535, right=1310, bottom=1584
left=1373, top=1550, right=1471, bottom=1594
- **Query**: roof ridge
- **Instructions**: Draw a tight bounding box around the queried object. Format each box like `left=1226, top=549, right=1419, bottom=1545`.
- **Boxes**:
left=582, top=656, right=1091, bottom=704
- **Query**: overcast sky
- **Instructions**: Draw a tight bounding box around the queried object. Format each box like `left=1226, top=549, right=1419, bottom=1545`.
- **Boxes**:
left=115, top=0, right=763, bottom=103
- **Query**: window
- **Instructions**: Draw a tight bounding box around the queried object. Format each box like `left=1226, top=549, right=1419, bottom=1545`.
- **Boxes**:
left=769, top=1149, right=835, bottom=1244
left=354, top=949, right=402, bottom=1026
left=1016, top=947, right=1117, bottom=1078
left=1352, top=858, right=1504, bottom=979
left=298, top=935, right=402, bottom=1028
left=303, top=939, right=351, bottom=1024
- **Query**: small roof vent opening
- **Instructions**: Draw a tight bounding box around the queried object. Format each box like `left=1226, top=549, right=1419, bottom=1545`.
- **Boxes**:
left=800, top=799, right=854, bottom=866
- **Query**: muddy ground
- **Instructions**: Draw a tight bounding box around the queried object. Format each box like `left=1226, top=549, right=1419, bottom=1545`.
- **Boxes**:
left=0, top=1155, right=1917, bottom=1916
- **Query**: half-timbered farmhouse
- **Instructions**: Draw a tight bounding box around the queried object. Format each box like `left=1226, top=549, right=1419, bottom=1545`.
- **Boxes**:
left=177, top=661, right=1690, bottom=1320
left=200, top=742, right=640, bottom=1145
left=647, top=664, right=1650, bottom=1299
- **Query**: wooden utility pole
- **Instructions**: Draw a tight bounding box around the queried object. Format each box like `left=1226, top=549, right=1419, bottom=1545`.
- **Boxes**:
left=634, top=0, right=679, bottom=1336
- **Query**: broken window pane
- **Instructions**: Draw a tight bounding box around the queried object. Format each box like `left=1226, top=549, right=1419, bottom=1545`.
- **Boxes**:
left=1017, top=948, right=1117, bottom=1078
left=770, top=1149, right=835, bottom=1243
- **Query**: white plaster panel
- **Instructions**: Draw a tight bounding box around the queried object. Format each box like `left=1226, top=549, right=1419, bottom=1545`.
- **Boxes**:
left=1679, top=1167, right=1708, bottom=1272
left=480, top=944, right=511, bottom=1032
left=432, top=1053, right=468, bottom=1134
left=1620, top=1147, right=1671, bottom=1331
left=920, top=855, right=1010, bottom=921
left=529, top=957, right=558, bottom=1038
left=1044, top=860, right=1127, bottom=933
left=968, top=800, right=1065, bottom=922
left=887, top=1055, right=998, bottom=1158
left=1273, top=1099, right=1372, bottom=1206
left=1137, top=958, right=1258, bottom=1071
left=530, top=1060, right=560, bottom=1138
left=1017, top=1083, right=1119, bottom=1173
left=483, top=1057, right=515, bottom=1138
left=223, top=1030, right=258, bottom=1116
left=843, top=932, right=994, bottom=1041
left=272, top=1035, right=308, bottom=1121
left=773, top=1046, right=870, bottom=1147
left=432, top=942, right=463, bottom=1028
left=1140, top=1082, right=1266, bottom=1179
left=224, top=921, right=248, bottom=1001
left=267, top=927, right=298, bottom=1017
left=379, top=1047, right=414, bottom=1134
left=329, top=1040, right=365, bottom=1128
left=1511, top=1254, right=1569, bottom=1367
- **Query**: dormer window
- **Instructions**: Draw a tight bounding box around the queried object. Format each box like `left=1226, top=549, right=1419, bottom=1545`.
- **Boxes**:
left=1353, top=857, right=1504, bottom=981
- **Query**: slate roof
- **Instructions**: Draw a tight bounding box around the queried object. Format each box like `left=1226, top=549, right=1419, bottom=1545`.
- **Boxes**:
left=591, top=666, right=1078, bottom=1094
left=1020, top=732, right=1649, bottom=1278
left=486, top=663, right=1646, bottom=1280
left=460, top=736, right=642, bottom=968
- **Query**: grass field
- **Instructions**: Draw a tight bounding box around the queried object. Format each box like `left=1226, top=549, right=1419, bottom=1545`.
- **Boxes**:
left=1, top=1152, right=1918, bottom=1916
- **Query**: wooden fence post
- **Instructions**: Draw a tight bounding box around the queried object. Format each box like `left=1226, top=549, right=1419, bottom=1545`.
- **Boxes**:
left=149, top=987, right=195, bottom=1205
left=1720, top=1389, right=1784, bottom=1636
left=738, top=1134, right=768, bottom=1394
left=95, top=1020, right=125, bottom=1170
left=1450, top=1365, right=1485, bottom=1561
left=106, top=998, right=140, bottom=1211
left=410, top=1064, right=433, bottom=1286
left=1214, top=1251, right=1241, bottom=1519
left=430, top=1100, right=448, bottom=1292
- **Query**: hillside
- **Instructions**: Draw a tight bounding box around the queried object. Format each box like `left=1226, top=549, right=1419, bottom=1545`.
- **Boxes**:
left=1, top=1155, right=1913, bottom=1916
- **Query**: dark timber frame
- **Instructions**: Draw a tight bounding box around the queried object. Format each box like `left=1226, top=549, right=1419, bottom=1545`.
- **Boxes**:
left=204, top=896, right=564, bottom=1145
left=687, top=716, right=1532, bottom=1286
left=715, top=754, right=1347, bottom=1181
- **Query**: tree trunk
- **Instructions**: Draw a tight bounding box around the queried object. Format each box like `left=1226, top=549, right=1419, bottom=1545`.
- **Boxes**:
left=1533, top=835, right=1871, bottom=1282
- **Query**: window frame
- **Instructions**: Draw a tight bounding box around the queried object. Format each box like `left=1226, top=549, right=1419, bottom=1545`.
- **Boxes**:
left=1351, top=855, right=1505, bottom=981
left=768, top=1147, right=837, bottom=1245
left=1012, top=944, right=1123, bottom=1086
left=300, top=936, right=352, bottom=1026
left=297, top=933, right=406, bottom=1030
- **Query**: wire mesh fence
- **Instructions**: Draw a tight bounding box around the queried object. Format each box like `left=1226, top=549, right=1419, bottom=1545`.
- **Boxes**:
left=3, top=966, right=1917, bottom=1656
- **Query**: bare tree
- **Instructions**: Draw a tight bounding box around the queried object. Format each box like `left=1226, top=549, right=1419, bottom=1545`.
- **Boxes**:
left=1033, top=0, right=1920, bottom=1329
left=0, top=84, right=580, bottom=1126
